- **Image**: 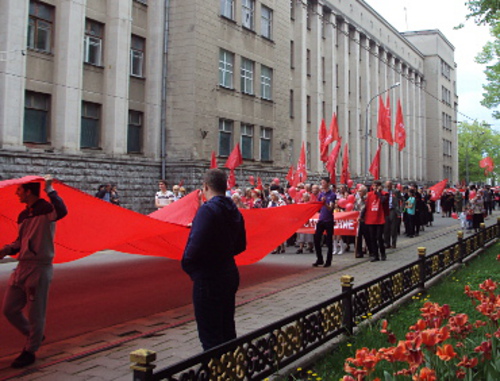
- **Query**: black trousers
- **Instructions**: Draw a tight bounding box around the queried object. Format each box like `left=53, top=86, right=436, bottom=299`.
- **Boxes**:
left=367, top=224, right=385, bottom=259
left=314, top=220, right=333, bottom=264
left=356, top=221, right=369, bottom=256
left=193, top=268, right=239, bottom=351
left=383, top=209, right=399, bottom=247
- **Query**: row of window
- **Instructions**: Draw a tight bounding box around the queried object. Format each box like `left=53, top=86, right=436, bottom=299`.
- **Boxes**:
left=442, top=112, right=453, bottom=131
left=441, top=59, right=452, bottom=80
left=219, top=49, right=273, bottom=100
left=28, top=1, right=145, bottom=77
left=24, top=91, right=143, bottom=153
left=443, top=165, right=452, bottom=180
left=219, top=119, right=272, bottom=162
left=441, top=86, right=451, bottom=106
left=221, top=0, right=273, bottom=40
left=442, top=139, right=452, bottom=157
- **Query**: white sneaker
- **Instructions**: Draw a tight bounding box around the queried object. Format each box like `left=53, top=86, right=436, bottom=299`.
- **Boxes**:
left=332, top=241, right=338, bottom=255
left=337, top=241, right=344, bottom=255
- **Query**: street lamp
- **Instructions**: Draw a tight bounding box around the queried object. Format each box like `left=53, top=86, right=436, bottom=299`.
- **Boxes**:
left=364, top=82, right=401, bottom=180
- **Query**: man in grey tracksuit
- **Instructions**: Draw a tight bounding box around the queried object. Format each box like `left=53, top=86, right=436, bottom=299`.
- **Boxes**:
left=0, top=176, right=67, bottom=368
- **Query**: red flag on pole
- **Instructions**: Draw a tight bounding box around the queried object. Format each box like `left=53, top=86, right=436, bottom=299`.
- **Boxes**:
left=227, top=168, right=236, bottom=189
left=326, top=138, right=342, bottom=184
left=295, top=142, right=308, bottom=185
left=479, top=156, right=494, bottom=173
left=377, top=96, right=393, bottom=145
left=428, top=179, right=448, bottom=201
left=321, top=113, right=340, bottom=161
left=369, top=144, right=382, bottom=180
left=256, top=176, right=263, bottom=191
left=318, top=119, right=328, bottom=162
left=224, top=143, right=243, bottom=169
left=395, top=99, right=406, bottom=151
left=340, top=143, right=350, bottom=184
left=210, top=151, right=218, bottom=169
left=286, top=165, right=295, bottom=185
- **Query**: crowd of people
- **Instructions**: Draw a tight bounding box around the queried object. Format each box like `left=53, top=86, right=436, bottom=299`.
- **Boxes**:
left=211, top=177, right=498, bottom=265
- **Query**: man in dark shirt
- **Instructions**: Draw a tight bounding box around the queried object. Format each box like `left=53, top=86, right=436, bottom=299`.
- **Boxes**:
left=313, top=177, right=336, bottom=268
left=181, top=169, right=247, bottom=350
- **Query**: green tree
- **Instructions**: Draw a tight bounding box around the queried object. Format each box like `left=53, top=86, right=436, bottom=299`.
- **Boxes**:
left=458, top=121, right=499, bottom=184
left=475, top=21, right=500, bottom=118
left=465, top=0, right=500, bottom=25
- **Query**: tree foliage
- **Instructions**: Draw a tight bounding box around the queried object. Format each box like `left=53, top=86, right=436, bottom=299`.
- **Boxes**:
left=465, top=0, right=500, bottom=26
left=458, top=121, right=499, bottom=184
left=475, top=22, right=500, bottom=118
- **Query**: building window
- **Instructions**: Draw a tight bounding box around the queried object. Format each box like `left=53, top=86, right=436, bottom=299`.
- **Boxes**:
left=289, top=89, right=294, bottom=118
left=290, top=0, right=295, bottom=20
left=322, top=8, right=330, bottom=38
left=241, top=57, right=254, bottom=95
left=261, top=65, right=272, bottom=100
left=128, top=110, right=143, bottom=153
left=260, top=127, right=272, bottom=161
left=130, top=35, right=145, bottom=77
left=27, top=1, right=54, bottom=53
left=219, top=49, right=234, bottom=89
left=84, top=19, right=104, bottom=66
left=81, top=101, right=101, bottom=148
left=441, top=59, right=451, bottom=80
left=306, top=49, right=311, bottom=76
left=307, top=0, right=314, bottom=29
left=219, top=119, right=233, bottom=156
left=241, top=124, right=254, bottom=160
left=306, top=95, right=311, bottom=123
left=220, top=0, right=235, bottom=20
left=321, top=56, right=325, bottom=82
left=290, top=41, right=295, bottom=69
left=242, top=0, right=255, bottom=30
left=442, top=86, right=451, bottom=106
left=24, top=91, right=50, bottom=143
left=261, top=5, right=273, bottom=39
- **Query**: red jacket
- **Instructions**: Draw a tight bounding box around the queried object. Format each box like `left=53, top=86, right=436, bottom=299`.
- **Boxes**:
left=364, top=190, right=388, bottom=225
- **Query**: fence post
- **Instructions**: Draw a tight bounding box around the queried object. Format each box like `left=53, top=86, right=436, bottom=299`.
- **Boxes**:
left=418, top=247, right=426, bottom=291
left=497, top=217, right=500, bottom=238
left=480, top=222, right=486, bottom=247
left=457, top=231, right=464, bottom=263
left=130, top=349, right=156, bottom=381
left=341, top=275, right=354, bottom=335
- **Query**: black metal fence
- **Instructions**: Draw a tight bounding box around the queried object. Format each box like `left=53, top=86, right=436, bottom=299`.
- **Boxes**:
left=130, top=220, right=500, bottom=381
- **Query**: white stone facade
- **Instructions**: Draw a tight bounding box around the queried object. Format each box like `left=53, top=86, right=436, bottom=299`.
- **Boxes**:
left=0, top=0, right=458, bottom=193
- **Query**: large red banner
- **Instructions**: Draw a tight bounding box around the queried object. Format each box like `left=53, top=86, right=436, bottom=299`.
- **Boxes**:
left=0, top=177, right=322, bottom=266
left=296, top=211, right=359, bottom=236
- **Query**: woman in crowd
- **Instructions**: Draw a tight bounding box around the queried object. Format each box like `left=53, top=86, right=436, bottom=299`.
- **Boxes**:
left=470, top=189, right=485, bottom=233
left=268, top=191, right=286, bottom=253
left=296, top=192, right=314, bottom=254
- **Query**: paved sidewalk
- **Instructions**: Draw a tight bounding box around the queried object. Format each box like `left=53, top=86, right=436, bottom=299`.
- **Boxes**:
left=1, top=212, right=498, bottom=380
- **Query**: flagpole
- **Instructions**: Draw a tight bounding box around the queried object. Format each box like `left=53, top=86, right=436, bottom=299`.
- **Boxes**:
left=364, top=82, right=400, bottom=181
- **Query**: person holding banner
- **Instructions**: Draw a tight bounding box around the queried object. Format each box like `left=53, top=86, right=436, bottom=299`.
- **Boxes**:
left=0, top=176, right=67, bottom=368
left=354, top=185, right=369, bottom=258
left=313, top=178, right=336, bottom=268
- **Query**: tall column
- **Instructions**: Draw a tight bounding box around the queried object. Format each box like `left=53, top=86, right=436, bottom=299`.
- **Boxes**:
left=0, top=0, right=28, bottom=149
left=53, top=0, right=86, bottom=153
left=359, top=36, right=371, bottom=178
left=337, top=20, right=349, bottom=178
left=144, top=0, right=165, bottom=159
left=102, top=1, right=132, bottom=155
left=313, top=3, right=323, bottom=171
left=349, top=29, right=360, bottom=178
left=296, top=1, right=308, bottom=156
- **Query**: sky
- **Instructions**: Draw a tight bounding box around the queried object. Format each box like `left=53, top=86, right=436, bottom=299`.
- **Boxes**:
left=366, top=0, right=499, bottom=131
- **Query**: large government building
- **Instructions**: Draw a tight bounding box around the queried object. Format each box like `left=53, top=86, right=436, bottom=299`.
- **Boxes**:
left=0, top=0, right=458, bottom=212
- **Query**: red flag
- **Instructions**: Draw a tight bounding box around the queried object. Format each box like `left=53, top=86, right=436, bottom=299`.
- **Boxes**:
left=377, top=96, right=393, bottom=145
left=321, top=113, right=340, bottom=161
left=227, top=168, right=236, bottom=189
left=369, top=144, right=382, bottom=180
left=295, top=142, right=307, bottom=185
left=428, top=179, right=448, bottom=201
left=395, top=99, right=406, bottom=151
left=479, top=156, right=494, bottom=173
left=248, top=175, right=255, bottom=186
left=178, top=180, right=184, bottom=187
left=340, top=143, right=350, bottom=184
left=224, top=143, right=243, bottom=169
left=326, top=138, right=342, bottom=184
left=256, top=176, right=263, bottom=191
left=210, top=151, right=218, bottom=169
left=286, top=165, right=295, bottom=185
left=318, top=119, right=328, bottom=162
